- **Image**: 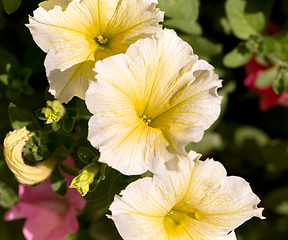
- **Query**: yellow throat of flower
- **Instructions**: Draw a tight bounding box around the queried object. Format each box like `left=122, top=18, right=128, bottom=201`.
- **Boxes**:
left=164, top=209, right=205, bottom=237
left=95, top=35, right=109, bottom=50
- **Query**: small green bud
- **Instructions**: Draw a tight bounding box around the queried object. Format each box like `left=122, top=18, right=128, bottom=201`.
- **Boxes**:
left=69, top=163, right=99, bottom=196
left=42, top=100, right=65, bottom=124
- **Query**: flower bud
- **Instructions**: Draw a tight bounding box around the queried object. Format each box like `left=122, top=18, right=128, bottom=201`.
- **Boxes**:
left=69, top=162, right=99, bottom=196
left=3, top=127, right=57, bottom=185
left=42, top=100, right=65, bottom=124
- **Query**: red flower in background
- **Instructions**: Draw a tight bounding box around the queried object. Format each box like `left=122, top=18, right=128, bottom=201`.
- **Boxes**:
left=244, top=58, right=288, bottom=112
left=4, top=157, right=86, bottom=240
left=243, top=22, right=288, bottom=112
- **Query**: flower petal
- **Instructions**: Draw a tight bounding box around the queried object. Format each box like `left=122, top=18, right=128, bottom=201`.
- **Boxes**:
left=27, top=0, right=163, bottom=102
left=87, top=29, right=222, bottom=174
left=109, top=151, right=264, bottom=240
left=3, top=127, right=57, bottom=185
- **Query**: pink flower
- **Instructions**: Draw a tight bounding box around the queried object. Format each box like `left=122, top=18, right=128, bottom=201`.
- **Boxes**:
left=4, top=156, right=86, bottom=240
left=243, top=22, right=288, bottom=112
left=244, top=58, right=288, bottom=112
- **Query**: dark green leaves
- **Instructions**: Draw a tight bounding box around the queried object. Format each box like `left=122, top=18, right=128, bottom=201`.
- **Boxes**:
left=50, top=165, right=67, bottom=196
left=0, top=62, right=34, bottom=100
left=46, top=132, right=76, bottom=152
left=8, top=104, right=40, bottom=131
left=2, top=0, right=21, bottom=14
left=78, top=147, right=98, bottom=164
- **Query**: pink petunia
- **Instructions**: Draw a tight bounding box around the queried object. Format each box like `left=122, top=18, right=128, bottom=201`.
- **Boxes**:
left=243, top=21, right=288, bottom=112
left=244, top=58, right=288, bottom=112
left=4, top=156, right=86, bottom=240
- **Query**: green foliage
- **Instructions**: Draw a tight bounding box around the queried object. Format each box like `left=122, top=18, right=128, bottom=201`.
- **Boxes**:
left=158, top=0, right=199, bottom=21
left=0, top=182, right=18, bottom=208
left=78, top=147, right=98, bottom=164
left=50, top=164, right=67, bottom=196
left=225, top=0, right=265, bottom=40
left=255, top=66, right=278, bottom=88
left=8, top=104, right=40, bottom=131
left=163, top=19, right=202, bottom=35
left=46, top=132, right=76, bottom=152
left=2, top=0, right=21, bottom=14
left=223, top=42, right=252, bottom=68
left=181, top=35, right=223, bottom=58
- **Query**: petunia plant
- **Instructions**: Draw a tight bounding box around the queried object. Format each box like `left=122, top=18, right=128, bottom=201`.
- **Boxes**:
left=2, top=0, right=288, bottom=239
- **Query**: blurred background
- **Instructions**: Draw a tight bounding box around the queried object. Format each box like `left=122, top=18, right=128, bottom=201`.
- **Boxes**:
left=1, top=0, right=288, bottom=239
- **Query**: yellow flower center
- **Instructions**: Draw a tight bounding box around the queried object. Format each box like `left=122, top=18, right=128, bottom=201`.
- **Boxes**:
left=164, top=209, right=205, bottom=237
left=95, top=35, right=108, bottom=45
left=140, top=115, right=152, bottom=125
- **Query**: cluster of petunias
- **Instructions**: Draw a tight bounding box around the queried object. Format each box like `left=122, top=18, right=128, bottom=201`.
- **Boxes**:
left=2, top=0, right=265, bottom=239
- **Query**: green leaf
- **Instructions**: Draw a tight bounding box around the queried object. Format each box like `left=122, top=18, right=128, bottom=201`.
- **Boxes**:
left=157, top=0, right=199, bottom=21
left=255, top=66, right=278, bottom=88
left=53, top=145, right=69, bottom=162
left=66, top=108, right=79, bottom=117
left=52, top=121, right=61, bottom=131
left=225, top=0, right=265, bottom=40
left=50, top=165, right=67, bottom=196
left=223, top=42, right=252, bottom=68
left=0, top=47, right=20, bottom=70
left=0, top=74, right=9, bottom=85
left=20, top=67, right=32, bottom=82
left=46, top=132, right=76, bottom=152
left=63, top=116, right=74, bottom=132
left=234, top=125, right=270, bottom=147
left=6, top=87, right=20, bottom=100
left=33, top=151, right=43, bottom=161
left=109, top=175, right=130, bottom=203
left=22, top=85, right=35, bottom=95
left=180, top=35, right=222, bottom=57
left=3, top=0, right=21, bottom=14
left=274, top=32, right=288, bottom=62
left=60, top=162, right=80, bottom=176
left=8, top=104, right=40, bottom=131
left=78, top=147, right=97, bottom=164
left=0, top=182, right=18, bottom=208
left=263, top=36, right=281, bottom=54
left=164, top=19, right=202, bottom=35
left=84, top=167, right=120, bottom=201
left=36, top=109, right=47, bottom=121
left=273, top=73, right=284, bottom=94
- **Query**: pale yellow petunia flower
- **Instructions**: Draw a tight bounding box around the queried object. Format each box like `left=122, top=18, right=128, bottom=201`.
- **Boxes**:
left=86, top=29, right=222, bottom=175
left=109, top=151, right=265, bottom=240
left=3, top=127, right=57, bottom=185
left=27, top=0, right=164, bottom=103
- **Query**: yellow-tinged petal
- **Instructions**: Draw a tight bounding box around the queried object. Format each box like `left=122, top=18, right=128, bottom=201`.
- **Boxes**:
left=86, top=29, right=222, bottom=175
left=3, top=127, right=57, bottom=185
left=109, top=151, right=264, bottom=240
left=27, top=0, right=164, bottom=103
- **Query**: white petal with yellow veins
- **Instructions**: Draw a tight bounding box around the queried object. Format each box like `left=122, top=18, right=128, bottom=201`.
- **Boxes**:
left=27, top=0, right=163, bottom=103
left=109, top=151, right=264, bottom=240
left=87, top=29, right=222, bottom=175
left=3, top=127, right=56, bottom=185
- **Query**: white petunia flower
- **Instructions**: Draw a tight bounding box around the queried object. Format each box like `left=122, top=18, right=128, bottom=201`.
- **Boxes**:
left=27, top=0, right=164, bottom=103
left=109, top=151, right=265, bottom=240
left=86, top=29, right=222, bottom=175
